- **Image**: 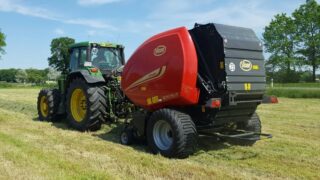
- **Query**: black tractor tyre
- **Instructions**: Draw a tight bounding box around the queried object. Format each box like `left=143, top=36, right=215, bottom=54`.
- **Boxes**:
left=120, top=127, right=134, bottom=145
left=147, top=109, right=197, bottom=159
left=229, top=113, right=262, bottom=146
left=37, top=89, right=60, bottom=122
left=66, top=78, right=107, bottom=131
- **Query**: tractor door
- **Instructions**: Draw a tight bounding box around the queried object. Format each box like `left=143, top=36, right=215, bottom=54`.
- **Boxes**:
left=69, top=47, right=89, bottom=72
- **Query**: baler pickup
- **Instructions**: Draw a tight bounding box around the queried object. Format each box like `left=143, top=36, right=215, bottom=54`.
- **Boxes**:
left=202, top=130, right=273, bottom=142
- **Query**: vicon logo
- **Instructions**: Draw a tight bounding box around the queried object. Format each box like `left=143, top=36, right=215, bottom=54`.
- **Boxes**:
left=153, top=45, right=166, bottom=56
left=240, top=60, right=252, bottom=71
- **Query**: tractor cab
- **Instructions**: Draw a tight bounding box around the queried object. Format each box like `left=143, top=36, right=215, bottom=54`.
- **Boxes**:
left=69, top=42, right=125, bottom=74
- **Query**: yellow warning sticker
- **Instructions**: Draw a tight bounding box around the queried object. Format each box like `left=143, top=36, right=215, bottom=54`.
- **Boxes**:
left=220, top=61, right=224, bottom=69
left=252, top=65, right=259, bottom=70
left=147, top=98, right=152, bottom=105
left=152, top=96, right=159, bottom=104
left=244, top=83, right=252, bottom=91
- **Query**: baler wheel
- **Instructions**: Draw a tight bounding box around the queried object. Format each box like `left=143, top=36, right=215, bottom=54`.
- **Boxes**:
left=66, top=78, right=107, bottom=131
left=229, top=113, right=261, bottom=146
left=120, top=128, right=134, bottom=145
left=147, top=109, right=197, bottom=158
left=37, top=89, right=60, bottom=122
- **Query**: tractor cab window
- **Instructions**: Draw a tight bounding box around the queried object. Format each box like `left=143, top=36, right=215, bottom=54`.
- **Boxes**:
left=79, top=48, right=88, bottom=67
left=70, top=49, right=79, bottom=71
left=91, top=47, right=122, bottom=70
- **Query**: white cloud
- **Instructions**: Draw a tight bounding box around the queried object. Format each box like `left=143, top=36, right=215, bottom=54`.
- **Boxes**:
left=77, top=0, right=122, bottom=6
left=0, top=0, right=117, bottom=30
left=114, top=0, right=308, bottom=43
left=64, top=19, right=117, bottom=30
left=87, top=30, right=97, bottom=36
left=0, top=0, right=58, bottom=20
left=147, top=0, right=277, bottom=34
left=54, top=28, right=65, bottom=35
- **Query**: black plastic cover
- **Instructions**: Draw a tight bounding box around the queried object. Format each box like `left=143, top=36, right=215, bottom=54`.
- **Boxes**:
left=189, top=23, right=266, bottom=105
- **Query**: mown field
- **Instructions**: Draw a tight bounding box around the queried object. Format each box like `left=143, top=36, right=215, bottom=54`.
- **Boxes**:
left=0, top=88, right=319, bottom=179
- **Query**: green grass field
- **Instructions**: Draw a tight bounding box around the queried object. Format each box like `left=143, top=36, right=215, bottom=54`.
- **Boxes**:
left=266, top=83, right=320, bottom=98
left=0, top=88, right=319, bottom=179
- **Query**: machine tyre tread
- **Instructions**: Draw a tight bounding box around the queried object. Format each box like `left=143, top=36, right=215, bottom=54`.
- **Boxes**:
left=120, top=127, right=134, bottom=145
left=147, top=109, right=197, bottom=159
left=37, top=89, right=60, bottom=122
left=230, top=113, right=261, bottom=146
left=66, top=78, right=107, bottom=131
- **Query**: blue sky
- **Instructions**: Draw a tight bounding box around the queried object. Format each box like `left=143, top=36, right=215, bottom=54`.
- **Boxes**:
left=0, top=0, right=314, bottom=69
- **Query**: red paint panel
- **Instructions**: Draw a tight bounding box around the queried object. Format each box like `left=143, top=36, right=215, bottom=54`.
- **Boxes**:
left=121, top=27, right=199, bottom=110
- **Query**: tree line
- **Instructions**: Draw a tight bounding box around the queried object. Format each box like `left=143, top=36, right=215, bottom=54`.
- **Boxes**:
left=0, top=68, right=60, bottom=84
left=263, top=0, right=320, bottom=82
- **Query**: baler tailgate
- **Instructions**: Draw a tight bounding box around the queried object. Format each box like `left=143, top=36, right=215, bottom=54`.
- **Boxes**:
left=214, top=23, right=266, bottom=93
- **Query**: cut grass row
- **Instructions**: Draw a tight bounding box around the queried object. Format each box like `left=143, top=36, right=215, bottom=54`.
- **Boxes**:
left=0, top=88, right=319, bottom=179
left=0, top=82, right=56, bottom=89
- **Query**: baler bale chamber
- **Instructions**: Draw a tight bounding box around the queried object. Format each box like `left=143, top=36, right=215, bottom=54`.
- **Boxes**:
left=120, top=23, right=275, bottom=158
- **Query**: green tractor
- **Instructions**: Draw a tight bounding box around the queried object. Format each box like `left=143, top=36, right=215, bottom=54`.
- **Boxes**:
left=37, top=42, right=132, bottom=131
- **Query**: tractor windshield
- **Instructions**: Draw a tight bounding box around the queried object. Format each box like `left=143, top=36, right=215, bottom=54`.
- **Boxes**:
left=91, top=47, right=122, bottom=70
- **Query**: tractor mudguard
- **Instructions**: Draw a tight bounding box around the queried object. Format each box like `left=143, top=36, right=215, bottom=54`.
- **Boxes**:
left=68, top=70, right=105, bottom=84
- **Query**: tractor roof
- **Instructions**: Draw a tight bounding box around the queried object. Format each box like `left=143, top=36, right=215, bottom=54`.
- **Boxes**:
left=69, top=41, right=123, bottom=49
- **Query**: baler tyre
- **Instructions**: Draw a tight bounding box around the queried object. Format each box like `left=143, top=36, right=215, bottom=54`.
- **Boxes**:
left=120, top=128, right=134, bottom=145
left=147, top=109, right=197, bottom=159
left=66, top=78, right=107, bottom=131
left=37, top=89, right=60, bottom=122
left=230, top=113, right=261, bottom=146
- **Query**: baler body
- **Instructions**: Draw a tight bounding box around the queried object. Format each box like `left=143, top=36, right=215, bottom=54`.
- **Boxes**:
left=121, top=23, right=266, bottom=112
left=121, top=27, right=200, bottom=110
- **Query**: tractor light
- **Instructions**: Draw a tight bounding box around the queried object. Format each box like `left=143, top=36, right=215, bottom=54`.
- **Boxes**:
left=262, top=95, right=279, bottom=104
left=90, top=68, right=99, bottom=73
left=270, top=96, right=278, bottom=104
left=205, top=98, right=221, bottom=109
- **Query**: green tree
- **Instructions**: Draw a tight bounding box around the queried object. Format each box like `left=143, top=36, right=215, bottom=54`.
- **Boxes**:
left=26, top=68, right=47, bottom=84
left=293, top=0, right=320, bottom=82
left=48, top=37, right=75, bottom=74
left=263, top=13, right=297, bottom=76
left=0, top=30, right=6, bottom=59
left=0, top=69, right=18, bottom=82
left=47, top=68, right=61, bottom=81
left=15, top=69, right=28, bottom=83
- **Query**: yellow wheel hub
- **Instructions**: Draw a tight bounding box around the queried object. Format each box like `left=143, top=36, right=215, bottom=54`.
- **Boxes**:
left=70, top=88, right=87, bottom=122
left=40, top=96, right=49, bottom=117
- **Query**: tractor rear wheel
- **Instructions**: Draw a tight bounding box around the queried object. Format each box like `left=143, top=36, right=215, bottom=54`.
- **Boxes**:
left=37, top=89, right=60, bottom=122
left=229, top=113, right=261, bottom=146
left=147, top=109, right=197, bottom=158
left=66, top=78, right=107, bottom=131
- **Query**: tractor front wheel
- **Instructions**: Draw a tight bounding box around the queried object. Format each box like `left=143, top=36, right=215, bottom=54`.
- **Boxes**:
left=37, top=89, right=60, bottom=122
left=147, top=109, right=197, bottom=158
left=66, top=78, right=107, bottom=131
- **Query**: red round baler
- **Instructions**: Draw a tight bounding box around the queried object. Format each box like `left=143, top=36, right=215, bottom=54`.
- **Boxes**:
left=120, top=23, right=275, bottom=158
left=121, top=27, right=200, bottom=110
